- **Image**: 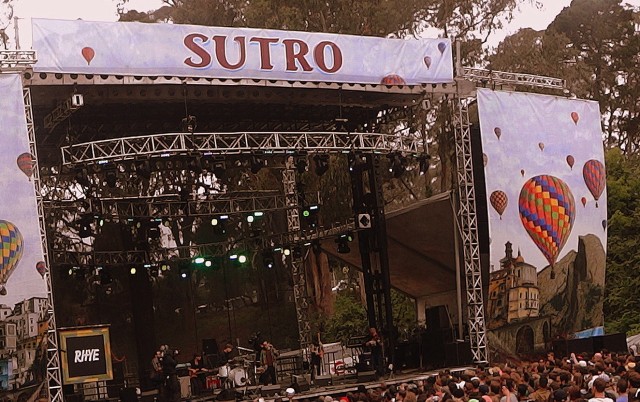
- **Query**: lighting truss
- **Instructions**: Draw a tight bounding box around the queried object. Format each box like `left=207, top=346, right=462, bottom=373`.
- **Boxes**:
left=51, top=219, right=356, bottom=266
left=462, top=67, right=566, bottom=91
left=60, top=131, right=426, bottom=165
left=0, top=50, right=37, bottom=71
left=44, top=97, right=83, bottom=132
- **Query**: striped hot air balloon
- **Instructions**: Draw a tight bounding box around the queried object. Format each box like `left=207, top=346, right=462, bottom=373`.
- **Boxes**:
left=518, top=175, right=575, bottom=269
left=583, top=159, right=606, bottom=208
left=0, top=220, right=24, bottom=295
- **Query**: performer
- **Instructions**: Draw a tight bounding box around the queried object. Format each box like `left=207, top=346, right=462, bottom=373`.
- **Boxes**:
left=259, top=341, right=279, bottom=385
left=189, top=353, right=207, bottom=395
left=161, top=348, right=180, bottom=402
left=365, top=327, right=383, bottom=376
left=150, top=349, right=164, bottom=390
left=309, top=334, right=324, bottom=382
left=223, top=342, right=240, bottom=362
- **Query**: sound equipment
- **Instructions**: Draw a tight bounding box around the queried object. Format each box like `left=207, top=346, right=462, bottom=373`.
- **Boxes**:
left=357, top=370, right=377, bottom=383
left=315, top=375, right=333, bottom=386
left=217, top=388, right=236, bottom=401
left=553, top=333, right=627, bottom=356
left=119, top=387, right=138, bottom=402
left=261, top=384, right=282, bottom=397
left=426, top=305, right=450, bottom=330
left=291, top=375, right=310, bottom=392
left=178, top=376, right=191, bottom=398
left=599, top=333, right=627, bottom=353
left=139, top=389, right=159, bottom=402
left=203, top=338, right=219, bottom=355
left=65, top=393, right=84, bottom=402
left=445, top=341, right=473, bottom=367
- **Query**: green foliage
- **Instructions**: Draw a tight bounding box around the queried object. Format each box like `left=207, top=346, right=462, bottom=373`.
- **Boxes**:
left=603, top=148, right=640, bottom=334
left=323, top=292, right=368, bottom=344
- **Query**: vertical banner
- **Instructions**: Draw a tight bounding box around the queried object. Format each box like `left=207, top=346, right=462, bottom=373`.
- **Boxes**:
left=478, top=89, right=607, bottom=347
left=0, top=74, right=48, bottom=396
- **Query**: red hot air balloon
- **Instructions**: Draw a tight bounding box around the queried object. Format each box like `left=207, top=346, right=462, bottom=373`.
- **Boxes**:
left=490, top=190, right=508, bottom=219
left=16, top=152, right=35, bottom=181
left=494, top=127, right=502, bottom=140
left=0, top=220, right=24, bottom=296
left=381, top=74, right=406, bottom=85
left=566, top=155, right=575, bottom=170
left=583, top=159, right=606, bottom=207
left=423, top=56, right=432, bottom=69
left=82, top=47, right=95, bottom=65
left=519, top=175, right=575, bottom=270
left=581, top=197, right=587, bottom=207
left=571, top=112, right=579, bottom=125
left=36, top=261, right=47, bottom=278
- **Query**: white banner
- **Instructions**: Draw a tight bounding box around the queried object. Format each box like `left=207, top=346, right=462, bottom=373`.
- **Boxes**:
left=32, top=18, right=453, bottom=85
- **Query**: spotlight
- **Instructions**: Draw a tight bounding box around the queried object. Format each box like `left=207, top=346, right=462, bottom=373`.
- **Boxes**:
left=238, top=255, right=247, bottom=264
left=313, top=154, right=330, bottom=176
left=250, top=155, right=265, bottom=174
left=295, top=156, right=308, bottom=174
left=335, top=232, right=353, bottom=254
left=418, top=155, right=430, bottom=176
left=348, top=152, right=367, bottom=172
left=262, top=250, right=275, bottom=269
left=301, top=205, right=320, bottom=228
left=130, top=266, right=137, bottom=275
left=388, top=153, right=407, bottom=178
left=181, top=115, right=197, bottom=133
left=283, top=247, right=291, bottom=256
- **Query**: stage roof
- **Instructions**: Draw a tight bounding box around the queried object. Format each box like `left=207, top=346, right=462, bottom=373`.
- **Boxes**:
left=322, top=191, right=458, bottom=299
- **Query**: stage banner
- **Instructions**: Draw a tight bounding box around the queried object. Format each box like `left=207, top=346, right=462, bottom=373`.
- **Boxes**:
left=477, top=89, right=607, bottom=345
left=32, top=18, right=453, bottom=85
left=59, top=326, right=113, bottom=384
left=0, top=75, right=48, bottom=397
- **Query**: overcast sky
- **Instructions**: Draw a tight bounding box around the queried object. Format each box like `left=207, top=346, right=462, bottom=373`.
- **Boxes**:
left=9, top=0, right=636, bottom=50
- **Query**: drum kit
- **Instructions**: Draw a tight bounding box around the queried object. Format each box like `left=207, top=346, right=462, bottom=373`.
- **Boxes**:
left=210, top=352, right=260, bottom=391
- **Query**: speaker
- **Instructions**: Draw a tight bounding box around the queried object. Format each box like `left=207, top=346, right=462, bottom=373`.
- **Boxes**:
left=603, top=333, right=628, bottom=353
left=315, top=375, right=333, bottom=386
left=261, top=385, right=282, bottom=397
left=139, top=389, right=158, bottom=402
left=291, top=375, right=310, bottom=392
left=202, top=338, right=219, bottom=355
left=217, top=388, right=236, bottom=401
left=445, top=341, right=473, bottom=367
left=357, top=370, right=377, bottom=383
left=426, top=305, right=450, bottom=330
left=119, top=387, right=138, bottom=402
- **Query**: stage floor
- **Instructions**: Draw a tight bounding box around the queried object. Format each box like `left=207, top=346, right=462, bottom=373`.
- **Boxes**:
left=184, top=366, right=473, bottom=402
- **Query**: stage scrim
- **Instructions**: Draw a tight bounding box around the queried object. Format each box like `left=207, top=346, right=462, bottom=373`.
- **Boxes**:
left=32, top=18, right=453, bottom=84
left=477, top=89, right=607, bottom=353
left=0, top=74, right=48, bottom=397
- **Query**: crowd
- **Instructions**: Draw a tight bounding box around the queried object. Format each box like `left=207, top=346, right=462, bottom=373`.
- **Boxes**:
left=291, top=350, right=640, bottom=402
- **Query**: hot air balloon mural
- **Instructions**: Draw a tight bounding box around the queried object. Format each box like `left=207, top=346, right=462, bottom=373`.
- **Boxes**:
left=571, top=111, right=579, bottom=125
left=17, top=152, right=36, bottom=181
left=519, top=175, right=575, bottom=279
left=483, top=153, right=488, bottom=167
left=437, top=42, right=447, bottom=54
left=583, top=159, right=606, bottom=207
left=566, top=155, right=575, bottom=170
left=494, top=127, right=502, bottom=140
left=490, top=190, right=508, bottom=220
left=82, top=46, right=95, bottom=65
left=423, top=56, right=432, bottom=69
left=0, top=220, right=24, bottom=296
left=36, top=261, right=47, bottom=278
left=581, top=197, right=587, bottom=207
left=602, top=219, right=607, bottom=231
left=538, top=142, right=545, bottom=152
left=520, top=169, right=525, bottom=177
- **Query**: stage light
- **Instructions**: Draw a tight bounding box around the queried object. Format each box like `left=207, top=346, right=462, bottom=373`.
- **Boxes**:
left=250, top=155, right=264, bottom=174
left=283, top=247, right=291, bottom=256
left=180, top=269, right=189, bottom=279
left=419, top=155, right=430, bottom=176
left=388, top=153, right=407, bottom=178
left=130, top=266, right=137, bottom=275
left=262, top=250, right=275, bottom=269
left=238, top=255, right=247, bottom=264
left=211, top=217, right=219, bottom=226
left=348, top=152, right=367, bottom=172
left=194, top=257, right=206, bottom=264
left=147, top=263, right=160, bottom=277
left=181, top=115, right=197, bottom=133
left=292, top=246, right=303, bottom=259
left=295, top=156, right=308, bottom=174
left=254, top=211, right=264, bottom=217
left=313, top=154, right=330, bottom=176
left=247, top=215, right=255, bottom=223
left=336, top=232, right=353, bottom=254
left=301, top=205, right=320, bottom=228
left=77, top=214, right=93, bottom=238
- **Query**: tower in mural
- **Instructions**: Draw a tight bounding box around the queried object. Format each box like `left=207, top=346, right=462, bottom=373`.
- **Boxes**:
left=487, top=242, right=540, bottom=330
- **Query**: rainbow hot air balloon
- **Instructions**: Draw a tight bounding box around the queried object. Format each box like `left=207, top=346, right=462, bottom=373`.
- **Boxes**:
left=583, top=159, right=606, bottom=207
left=519, top=175, right=575, bottom=273
left=0, top=220, right=24, bottom=295
left=490, top=190, right=508, bottom=219
left=36, top=261, right=47, bottom=278
left=17, top=152, right=36, bottom=181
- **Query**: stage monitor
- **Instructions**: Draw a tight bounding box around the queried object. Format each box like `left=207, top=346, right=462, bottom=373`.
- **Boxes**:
left=59, top=325, right=114, bottom=384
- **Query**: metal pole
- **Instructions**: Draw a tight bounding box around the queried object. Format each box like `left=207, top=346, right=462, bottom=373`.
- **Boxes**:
left=13, top=16, right=20, bottom=50
left=453, top=193, right=464, bottom=339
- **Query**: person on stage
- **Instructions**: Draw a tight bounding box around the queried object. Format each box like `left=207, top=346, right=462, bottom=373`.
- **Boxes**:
left=365, top=327, right=384, bottom=376
left=189, top=353, right=206, bottom=395
left=259, top=341, right=279, bottom=385
left=161, top=347, right=180, bottom=402
left=310, top=338, right=324, bottom=382
left=223, top=342, right=240, bottom=362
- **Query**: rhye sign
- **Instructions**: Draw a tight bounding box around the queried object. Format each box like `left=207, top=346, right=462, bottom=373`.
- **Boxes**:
left=59, top=325, right=113, bottom=384
left=32, top=19, right=453, bottom=85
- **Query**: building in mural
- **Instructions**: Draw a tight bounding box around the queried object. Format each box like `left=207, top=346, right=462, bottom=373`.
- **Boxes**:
left=0, top=297, right=47, bottom=391
left=487, top=242, right=540, bottom=330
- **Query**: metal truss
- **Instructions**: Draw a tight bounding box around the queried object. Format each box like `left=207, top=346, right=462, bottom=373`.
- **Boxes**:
left=452, top=96, right=487, bottom=364
left=282, top=161, right=312, bottom=348
left=0, top=50, right=37, bottom=71
left=43, top=192, right=317, bottom=220
left=51, top=219, right=355, bottom=266
left=44, top=97, right=83, bottom=132
left=60, top=131, right=423, bottom=165
left=23, top=86, right=65, bottom=402
left=462, top=67, right=566, bottom=91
